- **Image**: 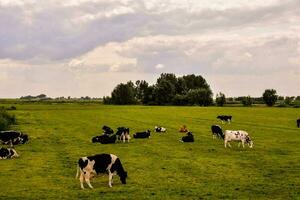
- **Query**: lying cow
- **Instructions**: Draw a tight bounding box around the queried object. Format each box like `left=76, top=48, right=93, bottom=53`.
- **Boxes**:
left=0, top=131, right=29, bottom=146
left=217, top=115, right=232, bottom=124
left=154, top=126, right=166, bottom=133
left=224, top=130, right=253, bottom=148
left=92, top=134, right=116, bottom=144
left=0, top=147, right=19, bottom=159
left=133, top=130, right=150, bottom=138
left=102, top=125, right=114, bottom=135
left=211, top=125, right=224, bottom=139
left=179, top=125, right=188, bottom=133
left=297, top=119, right=300, bottom=128
left=116, top=127, right=130, bottom=143
left=76, top=153, right=127, bottom=188
left=181, top=132, right=194, bottom=142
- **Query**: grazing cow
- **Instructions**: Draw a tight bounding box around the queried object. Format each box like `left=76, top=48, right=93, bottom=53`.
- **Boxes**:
left=116, top=127, right=130, bottom=143
left=179, top=125, right=188, bottom=133
left=133, top=130, right=151, bottom=138
left=217, top=115, right=232, bottom=124
left=0, top=131, right=29, bottom=146
left=0, top=147, right=19, bottom=159
left=102, top=126, right=114, bottom=135
left=211, top=125, right=224, bottom=139
left=92, top=134, right=116, bottom=144
left=154, top=126, right=166, bottom=133
left=297, top=119, right=300, bottom=128
left=181, top=132, right=194, bottom=142
left=76, top=153, right=127, bottom=188
left=224, top=130, right=253, bottom=148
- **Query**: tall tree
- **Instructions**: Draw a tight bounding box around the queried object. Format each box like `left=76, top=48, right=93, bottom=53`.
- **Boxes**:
left=111, top=82, right=136, bottom=105
left=216, top=92, right=226, bottom=106
left=263, top=89, right=278, bottom=106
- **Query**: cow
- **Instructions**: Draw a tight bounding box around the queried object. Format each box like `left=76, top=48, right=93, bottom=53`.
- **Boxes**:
left=297, top=119, right=300, bottom=128
left=133, top=130, right=151, bottom=138
left=181, top=132, right=194, bottom=142
left=76, top=153, right=127, bottom=188
left=0, top=147, right=19, bottom=159
left=224, top=130, right=253, bottom=148
left=0, top=131, right=29, bottom=146
left=154, top=126, right=166, bottom=133
left=179, top=125, right=188, bottom=133
left=116, top=127, right=130, bottom=143
left=102, top=126, right=114, bottom=135
left=92, top=134, right=116, bottom=144
left=211, top=125, right=224, bottom=139
left=217, top=115, right=232, bottom=124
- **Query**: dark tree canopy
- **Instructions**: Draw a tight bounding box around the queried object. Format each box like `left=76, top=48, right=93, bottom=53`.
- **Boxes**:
left=104, top=73, right=213, bottom=106
left=263, top=89, right=278, bottom=107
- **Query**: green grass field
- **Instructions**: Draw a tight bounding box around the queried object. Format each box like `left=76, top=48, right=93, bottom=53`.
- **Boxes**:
left=0, top=104, right=299, bottom=199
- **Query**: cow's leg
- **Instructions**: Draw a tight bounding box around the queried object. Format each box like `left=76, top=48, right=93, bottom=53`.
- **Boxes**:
left=238, top=142, right=241, bottom=148
left=108, top=171, right=113, bottom=187
left=84, top=173, right=93, bottom=189
left=242, top=140, right=245, bottom=148
left=224, top=140, right=227, bottom=148
left=122, top=134, right=125, bottom=143
left=79, top=173, right=85, bottom=189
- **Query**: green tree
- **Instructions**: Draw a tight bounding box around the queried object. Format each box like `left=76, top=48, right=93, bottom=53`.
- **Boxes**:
left=111, top=82, right=136, bottom=105
left=154, top=79, right=176, bottom=105
left=187, top=88, right=213, bottom=106
left=216, top=92, right=226, bottom=106
left=242, top=96, right=253, bottom=106
left=263, top=89, right=278, bottom=107
left=135, top=80, right=149, bottom=102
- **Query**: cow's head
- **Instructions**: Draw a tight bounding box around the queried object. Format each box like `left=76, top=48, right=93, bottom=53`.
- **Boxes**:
left=246, top=136, right=253, bottom=148
left=120, top=171, right=127, bottom=184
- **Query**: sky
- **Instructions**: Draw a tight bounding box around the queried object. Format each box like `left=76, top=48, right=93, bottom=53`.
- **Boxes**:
left=0, top=0, right=299, bottom=98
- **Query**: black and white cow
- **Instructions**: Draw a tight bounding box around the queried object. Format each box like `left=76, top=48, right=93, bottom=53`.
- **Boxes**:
left=217, top=115, right=232, bottom=124
left=224, top=130, right=253, bottom=148
left=181, top=132, right=194, bottom=142
left=133, top=130, right=151, bottom=138
left=102, top=126, right=114, bottom=135
left=116, top=127, right=130, bottom=143
left=211, top=125, right=224, bottom=139
left=92, top=134, right=116, bottom=144
left=76, top=153, right=127, bottom=188
left=154, top=126, right=166, bottom=133
left=297, top=119, right=300, bottom=128
left=0, top=131, right=29, bottom=146
left=0, top=147, right=19, bottom=159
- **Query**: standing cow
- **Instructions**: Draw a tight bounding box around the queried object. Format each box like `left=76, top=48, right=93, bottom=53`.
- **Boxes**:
left=217, top=115, right=232, bottom=124
left=211, top=125, right=224, bottom=139
left=224, top=130, right=253, bottom=148
left=76, top=153, right=127, bottom=188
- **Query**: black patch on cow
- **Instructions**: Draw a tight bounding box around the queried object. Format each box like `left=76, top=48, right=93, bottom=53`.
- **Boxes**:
left=0, top=131, right=29, bottom=146
left=133, top=130, right=150, bottom=138
left=182, top=132, right=194, bottom=142
left=217, top=115, right=232, bottom=122
left=91, top=134, right=116, bottom=144
left=102, top=125, right=114, bottom=135
left=78, top=158, right=89, bottom=170
left=297, top=119, right=300, bottom=128
left=86, top=154, right=112, bottom=174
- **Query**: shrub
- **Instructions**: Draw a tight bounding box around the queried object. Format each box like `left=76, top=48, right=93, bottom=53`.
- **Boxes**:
left=0, top=109, right=16, bottom=131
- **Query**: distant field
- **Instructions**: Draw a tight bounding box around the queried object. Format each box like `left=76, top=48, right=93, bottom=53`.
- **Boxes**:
left=0, top=104, right=299, bottom=199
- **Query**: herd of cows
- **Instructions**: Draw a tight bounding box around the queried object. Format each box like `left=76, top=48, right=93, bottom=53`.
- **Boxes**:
left=0, top=116, right=299, bottom=189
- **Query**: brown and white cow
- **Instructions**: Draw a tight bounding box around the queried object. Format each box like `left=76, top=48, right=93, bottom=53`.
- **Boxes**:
left=224, top=130, right=253, bottom=148
left=76, top=153, right=127, bottom=189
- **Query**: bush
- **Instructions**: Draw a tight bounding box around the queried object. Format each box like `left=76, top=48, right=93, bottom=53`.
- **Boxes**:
left=216, top=92, right=226, bottom=106
left=242, top=96, right=253, bottom=106
left=0, top=109, right=16, bottom=131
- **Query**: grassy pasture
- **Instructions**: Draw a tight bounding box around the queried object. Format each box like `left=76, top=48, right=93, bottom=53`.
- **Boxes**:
left=0, top=104, right=299, bottom=199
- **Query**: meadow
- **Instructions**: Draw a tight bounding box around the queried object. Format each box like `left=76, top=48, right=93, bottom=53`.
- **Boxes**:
left=0, top=103, right=299, bottom=199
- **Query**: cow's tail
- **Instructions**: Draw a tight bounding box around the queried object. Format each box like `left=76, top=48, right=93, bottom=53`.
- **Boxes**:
left=75, top=165, right=80, bottom=179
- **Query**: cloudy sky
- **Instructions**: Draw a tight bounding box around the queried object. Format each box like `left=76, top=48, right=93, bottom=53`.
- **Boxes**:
left=0, top=0, right=299, bottom=98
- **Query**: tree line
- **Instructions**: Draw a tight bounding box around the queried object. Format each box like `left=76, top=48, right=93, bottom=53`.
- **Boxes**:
left=103, top=73, right=213, bottom=106
left=103, top=73, right=300, bottom=107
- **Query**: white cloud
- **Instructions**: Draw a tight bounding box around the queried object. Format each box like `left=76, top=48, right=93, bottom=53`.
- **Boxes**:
left=0, top=0, right=299, bottom=97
